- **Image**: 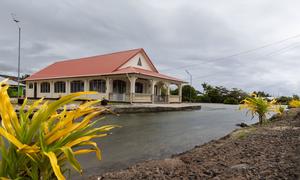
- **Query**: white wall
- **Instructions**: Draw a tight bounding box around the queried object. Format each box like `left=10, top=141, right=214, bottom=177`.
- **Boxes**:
left=26, top=81, right=34, bottom=98
left=26, top=77, right=107, bottom=99
left=25, top=75, right=183, bottom=103
left=119, top=53, right=153, bottom=71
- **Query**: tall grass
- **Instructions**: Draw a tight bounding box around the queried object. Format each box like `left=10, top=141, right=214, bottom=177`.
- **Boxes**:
left=0, top=79, right=118, bottom=179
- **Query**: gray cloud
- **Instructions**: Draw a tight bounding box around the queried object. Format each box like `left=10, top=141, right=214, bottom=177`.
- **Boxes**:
left=0, top=0, right=300, bottom=95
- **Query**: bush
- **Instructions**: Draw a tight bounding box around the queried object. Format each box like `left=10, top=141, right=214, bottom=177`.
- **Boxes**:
left=7, top=87, right=23, bottom=97
left=182, top=85, right=197, bottom=102
left=196, top=95, right=211, bottom=103
left=0, top=79, right=118, bottom=179
left=223, top=97, right=239, bottom=104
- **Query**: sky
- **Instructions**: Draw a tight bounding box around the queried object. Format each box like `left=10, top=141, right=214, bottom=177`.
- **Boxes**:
left=1, top=0, right=300, bottom=96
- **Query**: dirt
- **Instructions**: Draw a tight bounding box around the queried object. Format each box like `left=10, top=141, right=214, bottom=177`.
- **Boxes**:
left=91, top=109, right=300, bottom=180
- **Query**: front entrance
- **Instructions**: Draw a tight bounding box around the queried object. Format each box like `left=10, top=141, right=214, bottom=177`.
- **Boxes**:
left=112, top=80, right=127, bottom=101
left=154, top=82, right=167, bottom=103
left=34, top=82, right=37, bottom=99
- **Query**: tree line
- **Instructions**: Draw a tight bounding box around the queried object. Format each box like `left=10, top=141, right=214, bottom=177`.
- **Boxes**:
left=171, top=83, right=299, bottom=105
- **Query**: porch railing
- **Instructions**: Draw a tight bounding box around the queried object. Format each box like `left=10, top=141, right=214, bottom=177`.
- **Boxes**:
left=154, top=95, right=168, bottom=103
left=108, top=93, right=181, bottom=103
left=169, top=95, right=180, bottom=103
left=133, top=93, right=152, bottom=103
left=109, top=93, right=130, bottom=102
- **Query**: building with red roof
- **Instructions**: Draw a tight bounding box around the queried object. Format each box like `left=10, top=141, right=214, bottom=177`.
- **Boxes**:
left=25, top=48, right=185, bottom=103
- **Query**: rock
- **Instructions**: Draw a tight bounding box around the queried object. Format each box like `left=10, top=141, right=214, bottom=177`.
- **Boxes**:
left=236, top=123, right=249, bottom=127
left=230, top=163, right=250, bottom=170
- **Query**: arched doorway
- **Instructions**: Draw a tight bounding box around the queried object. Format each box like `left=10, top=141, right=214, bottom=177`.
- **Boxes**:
left=154, top=81, right=168, bottom=103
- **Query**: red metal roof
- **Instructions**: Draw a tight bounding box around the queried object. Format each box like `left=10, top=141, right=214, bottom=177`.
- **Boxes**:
left=112, top=67, right=184, bottom=82
left=26, top=48, right=184, bottom=82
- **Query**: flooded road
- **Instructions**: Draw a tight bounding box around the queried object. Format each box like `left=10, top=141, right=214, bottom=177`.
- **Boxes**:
left=74, top=103, right=258, bottom=178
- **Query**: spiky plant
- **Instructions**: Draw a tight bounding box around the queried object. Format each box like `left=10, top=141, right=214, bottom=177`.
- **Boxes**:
left=239, top=94, right=278, bottom=125
left=0, top=79, right=118, bottom=179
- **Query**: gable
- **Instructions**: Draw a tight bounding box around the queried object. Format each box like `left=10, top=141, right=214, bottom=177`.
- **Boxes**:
left=118, top=52, right=156, bottom=72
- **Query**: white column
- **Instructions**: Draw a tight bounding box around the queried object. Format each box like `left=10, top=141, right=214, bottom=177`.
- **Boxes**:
left=106, top=77, right=111, bottom=100
left=50, top=80, right=54, bottom=98
left=84, top=79, right=89, bottom=92
left=178, top=84, right=183, bottom=103
left=150, top=80, right=156, bottom=103
left=129, top=76, right=137, bottom=103
left=66, top=80, right=70, bottom=94
left=165, top=82, right=170, bottom=103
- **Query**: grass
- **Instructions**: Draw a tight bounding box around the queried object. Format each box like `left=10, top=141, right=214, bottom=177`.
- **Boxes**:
left=231, top=127, right=256, bottom=140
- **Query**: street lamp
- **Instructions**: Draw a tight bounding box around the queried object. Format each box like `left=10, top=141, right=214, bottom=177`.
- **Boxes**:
left=11, top=13, right=21, bottom=99
left=185, top=70, right=192, bottom=102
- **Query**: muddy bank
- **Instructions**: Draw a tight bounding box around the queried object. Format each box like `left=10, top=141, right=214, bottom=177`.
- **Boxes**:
left=91, top=109, right=300, bottom=179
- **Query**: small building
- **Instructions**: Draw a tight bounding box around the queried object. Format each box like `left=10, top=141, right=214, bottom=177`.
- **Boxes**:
left=25, top=48, right=185, bottom=103
left=0, top=76, right=25, bottom=97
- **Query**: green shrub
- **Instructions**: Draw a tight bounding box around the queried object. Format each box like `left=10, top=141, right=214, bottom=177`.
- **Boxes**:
left=223, top=97, right=239, bottom=104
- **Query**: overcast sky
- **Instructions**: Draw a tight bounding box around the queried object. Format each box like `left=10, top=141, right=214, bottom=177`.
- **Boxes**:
left=1, top=0, right=300, bottom=96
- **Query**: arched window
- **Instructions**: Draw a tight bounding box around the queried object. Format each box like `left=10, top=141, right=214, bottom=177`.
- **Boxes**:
left=70, top=80, right=84, bottom=93
left=89, top=79, right=106, bottom=93
left=170, top=84, right=179, bottom=95
left=135, top=82, right=143, bottom=93
left=40, top=82, right=50, bottom=93
left=54, top=81, right=66, bottom=93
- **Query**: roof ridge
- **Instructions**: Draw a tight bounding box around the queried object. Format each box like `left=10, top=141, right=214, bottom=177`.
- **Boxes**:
left=55, top=48, right=143, bottom=64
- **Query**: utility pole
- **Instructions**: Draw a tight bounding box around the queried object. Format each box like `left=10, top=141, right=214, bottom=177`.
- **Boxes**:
left=185, top=70, right=192, bottom=103
left=12, top=13, right=21, bottom=99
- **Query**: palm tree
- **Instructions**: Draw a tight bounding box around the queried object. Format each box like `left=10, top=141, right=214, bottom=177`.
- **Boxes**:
left=240, top=94, right=278, bottom=125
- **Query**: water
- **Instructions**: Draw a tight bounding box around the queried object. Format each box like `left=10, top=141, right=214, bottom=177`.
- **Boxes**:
left=73, top=103, right=258, bottom=178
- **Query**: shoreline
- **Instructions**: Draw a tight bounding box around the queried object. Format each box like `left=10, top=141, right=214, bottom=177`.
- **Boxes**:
left=14, top=103, right=202, bottom=114
left=91, top=108, right=300, bottom=179
left=109, top=103, right=202, bottom=114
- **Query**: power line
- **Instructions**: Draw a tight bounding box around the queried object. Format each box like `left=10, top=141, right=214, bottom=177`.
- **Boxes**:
left=190, top=43, right=300, bottom=82
left=263, top=42, right=300, bottom=57
left=160, top=33, right=300, bottom=72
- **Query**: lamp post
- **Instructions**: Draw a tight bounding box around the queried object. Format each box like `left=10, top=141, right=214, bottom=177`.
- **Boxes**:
left=185, top=70, right=192, bottom=102
left=12, top=14, right=21, bottom=99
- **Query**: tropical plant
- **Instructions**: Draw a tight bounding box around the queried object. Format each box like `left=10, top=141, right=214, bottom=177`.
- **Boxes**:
left=277, top=105, right=285, bottom=115
left=239, top=94, right=278, bottom=125
left=288, top=99, right=300, bottom=108
left=0, top=79, right=118, bottom=179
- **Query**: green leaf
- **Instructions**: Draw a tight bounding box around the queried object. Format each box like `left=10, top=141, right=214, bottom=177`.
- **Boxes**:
left=60, top=147, right=82, bottom=174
